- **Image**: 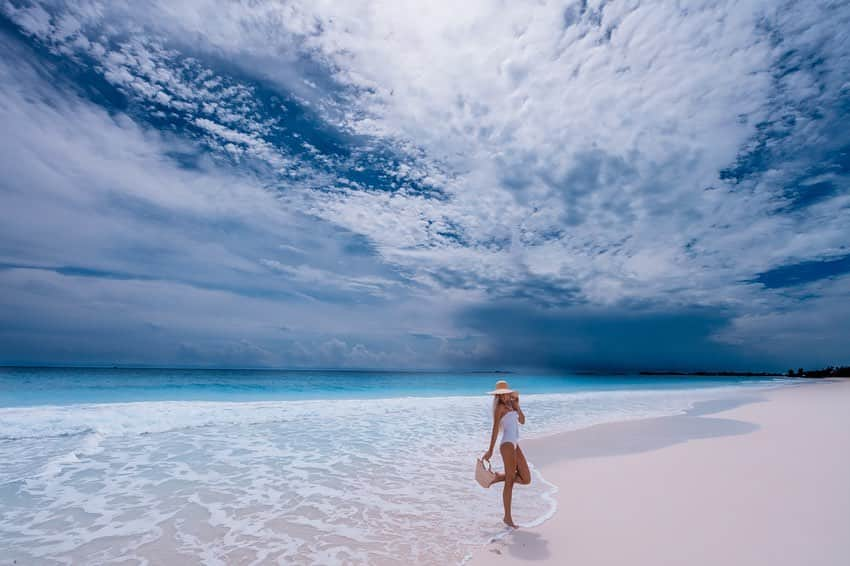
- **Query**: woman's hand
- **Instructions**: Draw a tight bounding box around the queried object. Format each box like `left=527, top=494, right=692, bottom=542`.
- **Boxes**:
left=513, top=394, right=525, bottom=424
left=482, top=449, right=493, bottom=461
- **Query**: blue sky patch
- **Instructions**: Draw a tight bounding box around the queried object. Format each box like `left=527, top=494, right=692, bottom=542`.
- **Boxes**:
left=753, top=254, right=850, bottom=289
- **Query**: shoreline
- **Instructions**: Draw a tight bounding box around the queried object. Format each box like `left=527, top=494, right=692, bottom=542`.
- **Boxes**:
left=469, top=379, right=850, bottom=565
left=461, top=383, right=778, bottom=563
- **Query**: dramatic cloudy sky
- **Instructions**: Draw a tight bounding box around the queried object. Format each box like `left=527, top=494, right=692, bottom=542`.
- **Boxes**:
left=1, top=0, right=849, bottom=370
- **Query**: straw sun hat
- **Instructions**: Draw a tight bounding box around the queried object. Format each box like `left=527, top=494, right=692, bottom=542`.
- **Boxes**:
left=487, top=380, right=516, bottom=395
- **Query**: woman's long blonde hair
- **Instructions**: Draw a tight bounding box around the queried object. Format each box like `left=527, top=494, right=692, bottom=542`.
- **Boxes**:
left=492, top=393, right=512, bottom=416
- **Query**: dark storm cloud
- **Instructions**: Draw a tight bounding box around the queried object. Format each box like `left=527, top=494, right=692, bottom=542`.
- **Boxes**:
left=453, top=303, right=755, bottom=372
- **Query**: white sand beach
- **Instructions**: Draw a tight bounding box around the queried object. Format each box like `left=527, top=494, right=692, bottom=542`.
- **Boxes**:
left=470, top=380, right=850, bottom=566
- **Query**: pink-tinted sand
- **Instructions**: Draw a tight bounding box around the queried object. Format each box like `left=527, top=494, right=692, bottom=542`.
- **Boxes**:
left=469, top=380, right=850, bottom=566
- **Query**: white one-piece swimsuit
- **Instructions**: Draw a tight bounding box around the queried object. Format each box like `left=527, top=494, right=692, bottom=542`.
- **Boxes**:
left=500, top=410, right=520, bottom=448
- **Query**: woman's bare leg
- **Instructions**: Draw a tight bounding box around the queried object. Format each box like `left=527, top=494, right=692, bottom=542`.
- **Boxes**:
left=500, top=442, right=518, bottom=528
left=515, top=445, right=531, bottom=485
left=492, top=446, right=530, bottom=486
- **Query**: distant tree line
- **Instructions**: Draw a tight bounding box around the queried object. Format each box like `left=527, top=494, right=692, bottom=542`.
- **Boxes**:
left=787, top=366, right=850, bottom=378
left=639, top=370, right=781, bottom=376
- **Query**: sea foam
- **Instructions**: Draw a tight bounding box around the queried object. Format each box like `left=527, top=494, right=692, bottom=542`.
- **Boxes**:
left=0, top=383, right=782, bottom=564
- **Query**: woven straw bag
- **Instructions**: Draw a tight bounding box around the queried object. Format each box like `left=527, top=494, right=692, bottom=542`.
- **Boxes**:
left=475, top=458, right=497, bottom=488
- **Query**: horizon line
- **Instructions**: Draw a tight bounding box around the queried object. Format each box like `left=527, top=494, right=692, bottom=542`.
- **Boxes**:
left=0, top=363, right=796, bottom=375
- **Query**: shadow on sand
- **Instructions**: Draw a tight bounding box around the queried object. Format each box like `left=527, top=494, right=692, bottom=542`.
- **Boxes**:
left=524, top=396, right=763, bottom=467
left=483, top=396, right=765, bottom=562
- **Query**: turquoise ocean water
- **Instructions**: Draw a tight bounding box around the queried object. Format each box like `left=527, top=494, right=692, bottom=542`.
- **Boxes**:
left=0, top=367, right=794, bottom=564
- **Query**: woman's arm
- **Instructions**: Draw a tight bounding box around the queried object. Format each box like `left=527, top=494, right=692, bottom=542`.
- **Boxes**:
left=514, top=396, right=526, bottom=425
left=483, top=406, right=503, bottom=460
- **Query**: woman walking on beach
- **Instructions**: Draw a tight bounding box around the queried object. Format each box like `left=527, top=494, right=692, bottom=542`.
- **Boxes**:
left=483, top=380, right=531, bottom=528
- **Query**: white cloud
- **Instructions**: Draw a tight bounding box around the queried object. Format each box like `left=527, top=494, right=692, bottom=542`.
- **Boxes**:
left=0, top=32, right=468, bottom=367
left=259, top=258, right=400, bottom=296
left=124, top=0, right=850, bottom=308
left=2, top=0, right=849, bottom=367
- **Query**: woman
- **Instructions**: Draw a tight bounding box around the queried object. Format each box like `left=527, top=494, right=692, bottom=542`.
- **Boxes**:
left=482, top=380, right=531, bottom=528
